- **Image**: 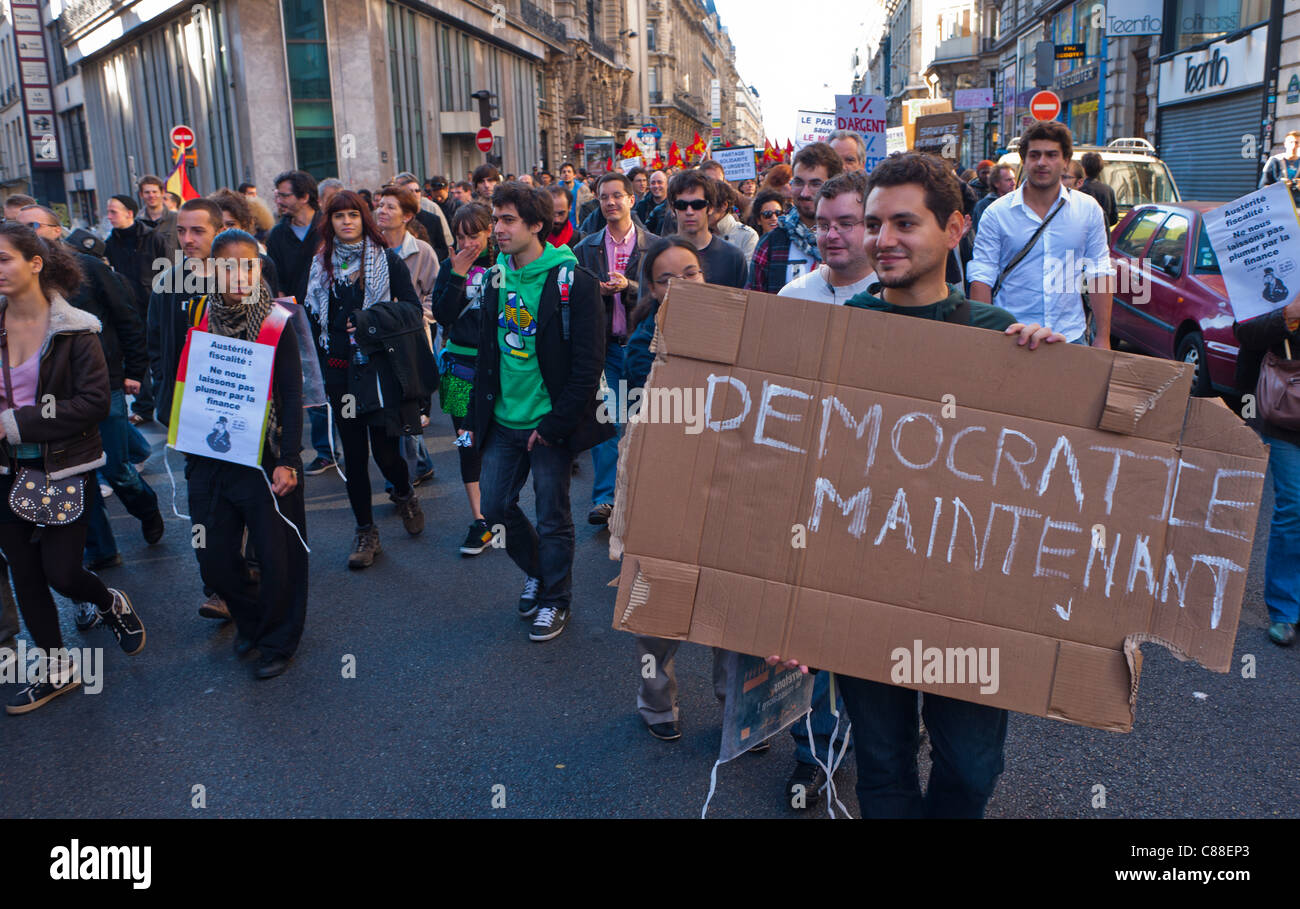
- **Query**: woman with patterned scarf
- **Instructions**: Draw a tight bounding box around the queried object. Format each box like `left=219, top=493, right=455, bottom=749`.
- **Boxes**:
left=186, top=229, right=306, bottom=679
left=304, top=190, right=425, bottom=570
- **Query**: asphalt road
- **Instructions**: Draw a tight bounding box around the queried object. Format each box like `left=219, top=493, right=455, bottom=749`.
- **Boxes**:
left=0, top=415, right=1296, bottom=819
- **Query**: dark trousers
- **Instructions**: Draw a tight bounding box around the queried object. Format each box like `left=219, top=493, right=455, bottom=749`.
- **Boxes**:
left=0, top=517, right=113, bottom=652
left=187, top=458, right=308, bottom=660
left=838, top=675, right=1008, bottom=819
left=479, top=424, right=575, bottom=609
left=327, top=388, right=410, bottom=527
left=450, top=414, right=481, bottom=484
left=85, top=388, right=161, bottom=562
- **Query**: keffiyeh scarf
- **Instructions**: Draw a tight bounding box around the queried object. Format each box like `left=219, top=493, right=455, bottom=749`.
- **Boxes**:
left=780, top=207, right=822, bottom=264
left=304, top=237, right=391, bottom=353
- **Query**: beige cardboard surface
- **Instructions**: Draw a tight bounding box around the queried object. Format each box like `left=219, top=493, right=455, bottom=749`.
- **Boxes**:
left=610, top=283, right=1268, bottom=732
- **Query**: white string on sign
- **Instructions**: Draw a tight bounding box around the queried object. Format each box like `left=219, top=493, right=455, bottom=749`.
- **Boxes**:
left=259, top=470, right=310, bottom=554
left=327, top=402, right=347, bottom=482
left=162, top=447, right=191, bottom=521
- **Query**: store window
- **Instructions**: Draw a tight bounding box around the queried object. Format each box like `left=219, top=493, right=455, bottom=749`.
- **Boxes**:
left=282, top=0, right=337, bottom=178
left=1174, top=0, right=1269, bottom=49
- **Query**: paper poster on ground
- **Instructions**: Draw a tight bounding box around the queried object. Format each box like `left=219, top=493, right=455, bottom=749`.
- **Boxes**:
left=1202, top=181, right=1300, bottom=323
left=169, top=331, right=276, bottom=468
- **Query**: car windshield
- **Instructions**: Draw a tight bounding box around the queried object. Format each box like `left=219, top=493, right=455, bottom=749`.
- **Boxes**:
left=1102, top=161, right=1179, bottom=209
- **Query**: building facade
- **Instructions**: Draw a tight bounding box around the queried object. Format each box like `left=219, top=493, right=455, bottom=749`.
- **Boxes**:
left=858, top=0, right=1290, bottom=200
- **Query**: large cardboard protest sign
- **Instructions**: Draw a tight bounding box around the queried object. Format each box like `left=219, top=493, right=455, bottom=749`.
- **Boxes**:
left=1202, top=181, right=1300, bottom=323
left=610, top=284, right=1266, bottom=732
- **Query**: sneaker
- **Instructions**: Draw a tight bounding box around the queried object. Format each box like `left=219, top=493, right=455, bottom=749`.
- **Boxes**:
left=305, top=456, right=336, bottom=476
left=587, top=502, right=614, bottom=525
left=98, top=589, right=146, bottom=655
left=6, top=658, right=81, bottom=715
left=74, top=601, right=100, bottom=631
left=85, top=552, right=123, bottom=572
left=529, top=605, right=570, bottom=642
left=517, top=576, right=542, bottom=619
left=648, top=720, right=682, bottom=741
left=412, top=465, right=436, bottom=487
left=459, top=519, right=493, bottom=556
left=785, top=761, right=825, bottom=809
left=1268, top=621, right=1296, bottom=646
left=347, top=525, right=382, bottom=570
left=141, top=509, right=165, bottom=545
left=390, top=491, right=425, bottom=535
left=198, top=592, right=231, bottom=621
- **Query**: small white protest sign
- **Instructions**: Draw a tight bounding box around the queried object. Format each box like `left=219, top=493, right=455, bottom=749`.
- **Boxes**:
left=1203, top=181, right=1300, bottom=323
left=171, top=332, right=276, bottom=468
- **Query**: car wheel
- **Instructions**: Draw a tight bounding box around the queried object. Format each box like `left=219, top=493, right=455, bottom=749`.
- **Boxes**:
left=1175, top=332, right=1212, bottom=397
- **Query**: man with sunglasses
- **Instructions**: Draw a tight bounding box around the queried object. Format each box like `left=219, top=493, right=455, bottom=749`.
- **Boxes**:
left=749, top=142, right=844, bottom=293
left=669, top=170, right=747, bottom=289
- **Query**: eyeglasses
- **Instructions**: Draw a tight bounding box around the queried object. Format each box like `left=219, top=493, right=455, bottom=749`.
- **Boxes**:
left=760, top=208, right=781, bottom=219
left=273, top=191, right=297, bottom=200
left=654, top=267, right=702, bottom=285
left=24, top=221, right=56, bottom=230
left=814, top=218, right=866, bottom=236
left=672, top=199, right=709, bottom=211
left=790, top=178, right=825, bottom=192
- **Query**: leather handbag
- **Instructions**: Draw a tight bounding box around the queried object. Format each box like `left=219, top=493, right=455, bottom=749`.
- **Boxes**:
left=0, top=308, right=84, bottom=525
left=1256, top=337, right=1300, bottom=432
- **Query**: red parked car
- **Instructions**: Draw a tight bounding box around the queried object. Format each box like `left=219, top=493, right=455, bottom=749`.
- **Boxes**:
left=1108, top=202, right=1239, bottom=397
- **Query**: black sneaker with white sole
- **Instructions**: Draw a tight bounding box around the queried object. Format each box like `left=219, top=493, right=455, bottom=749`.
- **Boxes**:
left=517, top=576, right=541, bottom=619
left=529, top=605, right=569, bottom=642
left=460, top=520, right=493, bottom=556
left=6, top=659, right=80, bottom=715
left=98, top=589, right=145, bottom=655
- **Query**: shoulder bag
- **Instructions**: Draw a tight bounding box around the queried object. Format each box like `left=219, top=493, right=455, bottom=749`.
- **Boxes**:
left=0, top=309, right=84, bottom=526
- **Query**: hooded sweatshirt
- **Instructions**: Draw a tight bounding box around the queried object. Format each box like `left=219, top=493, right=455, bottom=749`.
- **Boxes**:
left=845, top=283, right=1018, bottom=331
left=494, top=242, right=578, bottom=429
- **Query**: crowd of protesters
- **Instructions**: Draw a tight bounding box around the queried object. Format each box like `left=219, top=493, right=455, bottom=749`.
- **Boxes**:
left=0, top=120, right=1294, bottom=824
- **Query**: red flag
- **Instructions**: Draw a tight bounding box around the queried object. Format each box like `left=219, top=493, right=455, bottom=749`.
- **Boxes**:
left=668, top=141, right=684, bottom=168
left=619, top=137, right=639, bottom=159
left=687, top=132, right=706, bottom=161
left=784, top=139, right=793, bottom=159
left=650, top=153, right=665, bottom=170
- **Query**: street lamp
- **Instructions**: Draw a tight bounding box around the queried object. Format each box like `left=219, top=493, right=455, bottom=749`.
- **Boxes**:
left=927, top=72, right=940, bottom=99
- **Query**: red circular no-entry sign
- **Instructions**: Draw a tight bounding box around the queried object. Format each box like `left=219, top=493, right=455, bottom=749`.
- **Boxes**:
left=1030, top=91, right=1061, bottom=121
left=171, top=124, right=194, bottom=148
left=475, top=128, right=494, bottom=153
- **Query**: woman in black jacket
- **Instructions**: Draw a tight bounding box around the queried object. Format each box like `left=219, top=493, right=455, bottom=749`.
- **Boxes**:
left=1234, top=297, right=1300, bottom=646
left=0, top=224, right=144, bottom=714
left=304, top=191, right=426, bottom=570
left=429, top=203, right=495, bottom=556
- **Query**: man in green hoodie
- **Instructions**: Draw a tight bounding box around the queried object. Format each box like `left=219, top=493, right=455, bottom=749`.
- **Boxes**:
left=462, top=182, right=612, bottom=642
left=775, top=152, right=1067, bottom=818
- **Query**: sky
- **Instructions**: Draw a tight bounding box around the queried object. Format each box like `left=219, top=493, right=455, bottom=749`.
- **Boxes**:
left=712, top=0, right=883, bottom=141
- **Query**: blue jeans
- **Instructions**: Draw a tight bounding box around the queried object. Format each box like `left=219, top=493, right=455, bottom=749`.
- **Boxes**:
left=1263, top=435, right=1300, bottom=625
left=386, top=434, right=434, bottom=494
left=790, top=670, right=853, bottom=766
left=590, top=342, right=626, bottom=506
left=85, top=389, right=161, bottom=563
left=480, top=424, right=576, bottom=610
left=838, top=675, right=1007, bottom=818
left=306, top=405, right=339, bottom=462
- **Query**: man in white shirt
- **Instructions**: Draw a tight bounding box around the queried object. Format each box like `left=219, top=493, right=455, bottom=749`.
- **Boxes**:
left=967, top=121, right=1114, bottom=347
left=779, top=171, right=877, bottom=306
